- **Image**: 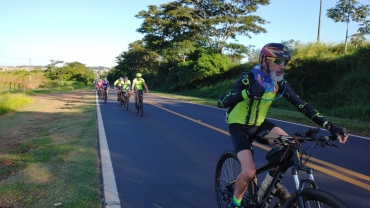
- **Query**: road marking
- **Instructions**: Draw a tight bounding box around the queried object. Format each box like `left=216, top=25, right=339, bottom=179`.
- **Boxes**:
left=96, top=93, right=121, bottom=208
left=147, top=100, right=370, bottom=191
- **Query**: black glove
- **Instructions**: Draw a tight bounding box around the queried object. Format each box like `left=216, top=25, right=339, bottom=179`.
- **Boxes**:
left=246, top=81, right=265, bottom=100
left=329, top=123, right=348, bottom=138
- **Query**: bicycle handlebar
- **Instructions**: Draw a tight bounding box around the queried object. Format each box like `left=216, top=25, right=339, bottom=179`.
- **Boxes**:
left=256, top=128, right=337, bottom=145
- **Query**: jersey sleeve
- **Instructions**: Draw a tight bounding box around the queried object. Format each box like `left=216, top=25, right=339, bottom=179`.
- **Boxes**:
left=217, top=71, right=252, bottom=108
left=279, top=81, right=328, bottom=127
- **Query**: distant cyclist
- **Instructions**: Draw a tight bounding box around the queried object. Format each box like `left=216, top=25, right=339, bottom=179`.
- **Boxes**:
left=114, top=76, right=131, bottom=101
left=131, top=73, right=149, bottom=108
left=102, top=77, right=110, bottom=98
left=114, top=77, right=125, bottom=101
left=95, top=79, right=103, bottom=92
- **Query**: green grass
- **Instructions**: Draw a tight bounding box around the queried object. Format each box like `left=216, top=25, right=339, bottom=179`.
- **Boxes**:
left=0, top=93, right=33, bottom=115
left=0, top=90, right=100, bottom=208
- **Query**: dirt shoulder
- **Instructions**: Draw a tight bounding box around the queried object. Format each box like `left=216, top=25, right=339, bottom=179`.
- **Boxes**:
left=0, top=90, right=101, bottom=207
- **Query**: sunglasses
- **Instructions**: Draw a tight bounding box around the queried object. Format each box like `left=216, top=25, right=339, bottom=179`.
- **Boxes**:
left=267, top=57, right=288, bottom=66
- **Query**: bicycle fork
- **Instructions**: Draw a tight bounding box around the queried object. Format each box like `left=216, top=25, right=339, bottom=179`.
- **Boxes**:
left=291, top=150, right=318, bottom=207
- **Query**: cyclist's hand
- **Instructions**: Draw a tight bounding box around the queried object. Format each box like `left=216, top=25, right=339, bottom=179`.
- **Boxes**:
left=146, top=90, right=149, bottom=93
left=246, top=80, right=265, bottom=100
left=330, top=125, right=348, bottom=143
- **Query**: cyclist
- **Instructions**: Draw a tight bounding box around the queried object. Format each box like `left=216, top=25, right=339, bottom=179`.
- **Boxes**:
left=217, top=43, right=348, bottom=208
left=114, top=76, right=132, bottom=101
left=122, top=76, right=132, bottom=100
left=114, top=77, right=125, bottom=101
left=102, top=77, right=110, bottom=99
left=131, top=73, right=149, bottom=108
left=95, top=79, right=103, bottom=93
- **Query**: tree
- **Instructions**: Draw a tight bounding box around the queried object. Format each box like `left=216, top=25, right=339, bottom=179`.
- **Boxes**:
left=326, top=0, right=370, bottom=53
left=115, top=40, right=159, bottom=78
left=357, top=19, right=370, bottom=35
left=136, top=0, right=270, bottom=54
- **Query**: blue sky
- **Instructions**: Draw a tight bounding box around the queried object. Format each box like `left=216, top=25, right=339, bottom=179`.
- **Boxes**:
left=1, top=0, right=369, bottom=67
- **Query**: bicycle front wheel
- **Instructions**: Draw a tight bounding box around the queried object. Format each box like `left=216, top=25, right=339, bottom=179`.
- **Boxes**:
left=125, top=95, right=129, bottom=110
left=215, top=151, right=255, bottom=208
left=284, top=188, right=348, bottom=208
left=139, top=98, right=143, bottom=116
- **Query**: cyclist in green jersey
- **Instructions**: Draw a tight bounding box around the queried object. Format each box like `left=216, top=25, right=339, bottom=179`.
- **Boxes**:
left=217, top=43, right=349, bottom=208
left=131, top=73, right=149, bottom=108
left=114, top=76, right=131, bottom=101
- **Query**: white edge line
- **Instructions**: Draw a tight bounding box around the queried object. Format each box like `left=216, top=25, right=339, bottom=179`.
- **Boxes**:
left=96, top=93, right=121, bottom=208
left=151, top=93, right=370, bottom=140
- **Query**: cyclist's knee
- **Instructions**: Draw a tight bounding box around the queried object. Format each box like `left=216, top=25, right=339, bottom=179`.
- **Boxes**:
left=239, top=169, right=256, bottom=181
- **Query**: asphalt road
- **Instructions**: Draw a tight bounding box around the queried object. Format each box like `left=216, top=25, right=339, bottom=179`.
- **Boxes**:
left=98, top=89, right=370, bottom=208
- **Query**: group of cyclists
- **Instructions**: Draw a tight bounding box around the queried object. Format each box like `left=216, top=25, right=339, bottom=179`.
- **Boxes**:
left=94, top=73, right=149, bottom=108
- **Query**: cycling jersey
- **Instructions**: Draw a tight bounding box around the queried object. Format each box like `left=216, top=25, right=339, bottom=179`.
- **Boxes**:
left=96, top=82, right=103, bottom=88
left=133, top=78, right=145, bottom=90
left=114, top=79, right=131, bottom=90
left=102, top=80, right=110, bottom=89
left=218, top=65, right=328, bottom=127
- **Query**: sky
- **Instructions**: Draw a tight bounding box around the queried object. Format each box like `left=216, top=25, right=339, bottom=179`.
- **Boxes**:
left=1, top=0, right=369, bottom=67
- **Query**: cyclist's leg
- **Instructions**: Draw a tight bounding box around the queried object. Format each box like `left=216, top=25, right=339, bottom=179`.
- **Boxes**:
left=134, top=90, right=138, bottom=103
left=255, top=121, right=291, bottom=202
left=228, top=124, right=257, bottom=206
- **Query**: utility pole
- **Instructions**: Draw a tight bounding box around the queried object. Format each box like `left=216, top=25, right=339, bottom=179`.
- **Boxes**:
left=317, top=0, right=322, bottom=42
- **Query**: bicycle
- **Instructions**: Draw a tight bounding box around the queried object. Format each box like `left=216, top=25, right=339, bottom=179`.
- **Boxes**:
left=103, top=87, right=108, bottom=103
left=120, top=89, right=129, bottom=110
left=215, top=128, right=348, bottom=208
left=135, top=90, right=144, bottom=116
left=97, top=87, right=102, bottom=99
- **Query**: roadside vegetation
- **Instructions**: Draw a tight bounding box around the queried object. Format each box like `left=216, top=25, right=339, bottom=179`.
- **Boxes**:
left=0, top=61, right=101, bottom=207
left=0, top=89, right=100, bottom=208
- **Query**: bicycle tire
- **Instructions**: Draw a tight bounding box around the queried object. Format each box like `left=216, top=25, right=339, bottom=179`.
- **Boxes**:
left=125, top=95, right=129, bottom=110
left=104, top=91, right=107, bottom=103
left=139, top=97, right=143, bottom=116
left=120, top=94, right=124, bottom=106
left=284, top=188, right=348, bottom=208
left=215, top=151, right=255, bottom=208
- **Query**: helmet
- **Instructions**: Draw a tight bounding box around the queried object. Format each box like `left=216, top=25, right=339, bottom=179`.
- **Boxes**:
left=136, top=73, right=142, bottom=78
left=120, top=77, right=123, bottom=80
left=123, top=76, right=128, bottom=79
left=99, top=79, right=102, bottom=82
left=259, top=43, right=291, bottom=64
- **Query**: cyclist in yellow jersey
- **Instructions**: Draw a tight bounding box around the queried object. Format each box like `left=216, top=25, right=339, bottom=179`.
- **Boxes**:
left=114, top=77, right=125, bottom=101
left=131, top=73, right=149, bottom=108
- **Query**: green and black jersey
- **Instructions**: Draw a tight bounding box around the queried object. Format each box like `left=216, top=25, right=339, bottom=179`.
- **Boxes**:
left=218, top=69, right=328, bottom=128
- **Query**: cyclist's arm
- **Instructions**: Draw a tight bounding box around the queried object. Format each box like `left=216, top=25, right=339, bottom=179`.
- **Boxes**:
left=131, top=82, right=135, bottom=91
left=217, top=72, right=252, bottom=108
left=281, top=81, right=329, bottom=128
left=143, top=82, right=149, bottom=92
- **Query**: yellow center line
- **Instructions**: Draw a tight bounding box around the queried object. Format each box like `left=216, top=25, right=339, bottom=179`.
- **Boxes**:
left=147, top=101, right=370, bottom=191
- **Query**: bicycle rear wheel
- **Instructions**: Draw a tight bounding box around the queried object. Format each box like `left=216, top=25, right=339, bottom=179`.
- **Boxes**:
left=215, top=151, right=255, bottom=208
left=284, top=188, right=348, bottom=208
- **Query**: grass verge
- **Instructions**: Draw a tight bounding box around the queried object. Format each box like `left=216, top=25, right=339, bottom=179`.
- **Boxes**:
left=0, top=89, right=100, bottom=207
left=152, top=92, right=370, bottom=137
left=0, top=93, right=33, bottom=115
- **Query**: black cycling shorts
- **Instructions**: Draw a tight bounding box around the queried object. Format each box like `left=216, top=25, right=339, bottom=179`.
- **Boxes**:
left=229, top=120, right=277, bottom=153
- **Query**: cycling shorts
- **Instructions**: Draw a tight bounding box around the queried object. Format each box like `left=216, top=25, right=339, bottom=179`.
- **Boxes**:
left=229, top=120, right=276, bottom=153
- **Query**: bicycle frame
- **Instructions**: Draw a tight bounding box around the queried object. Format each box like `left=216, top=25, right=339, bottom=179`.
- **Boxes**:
left=255, top=150, right=315, bottom=207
